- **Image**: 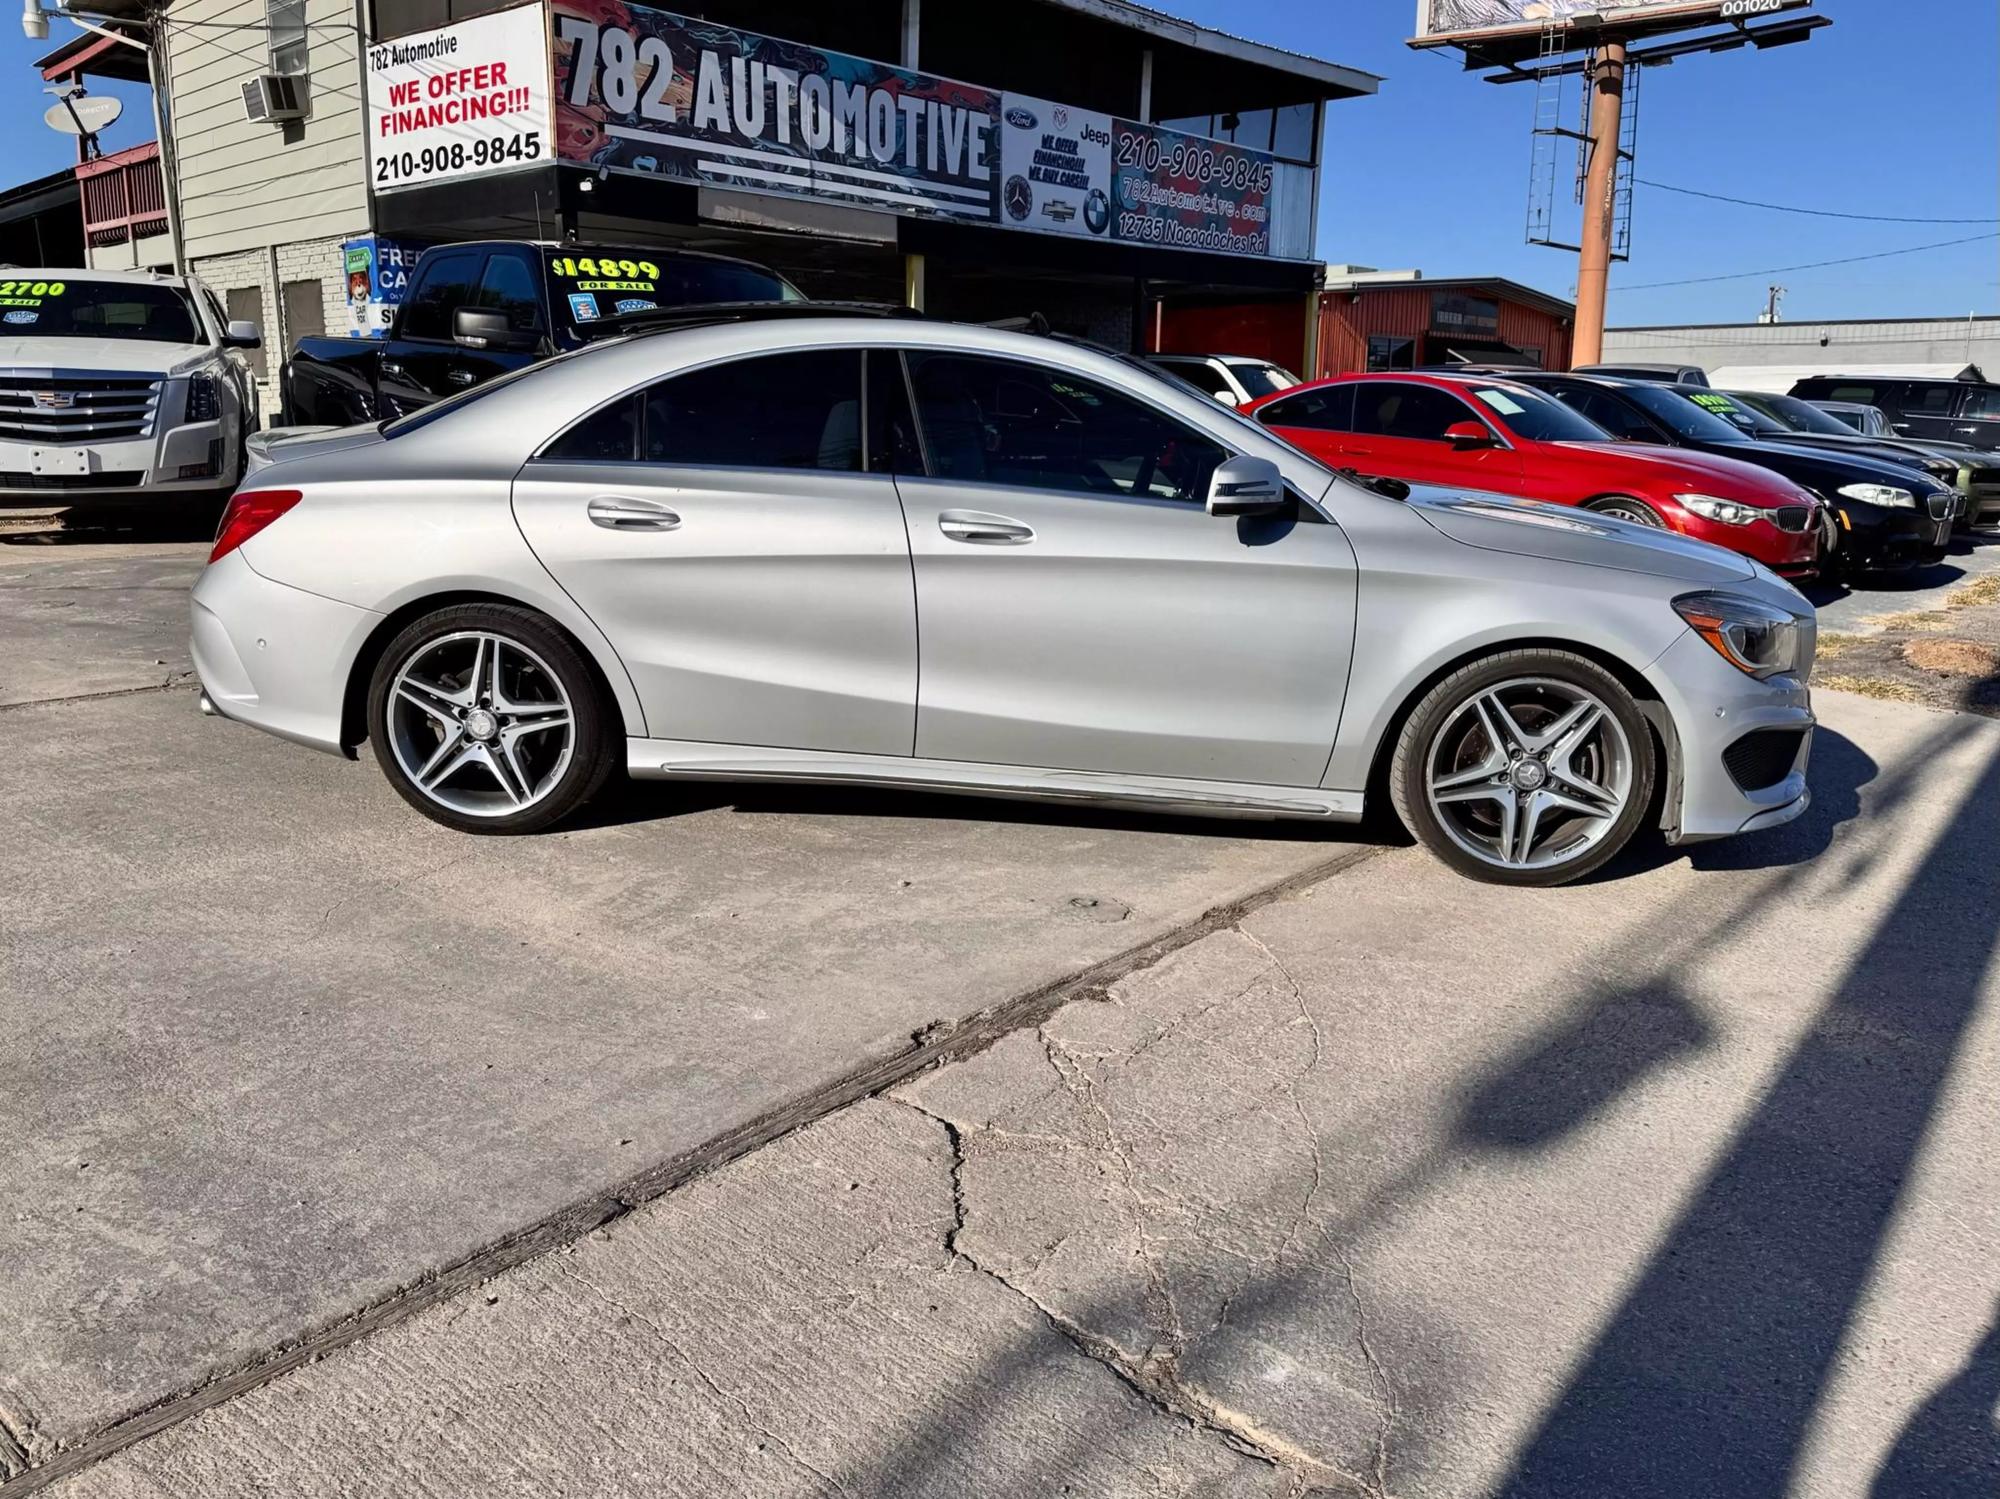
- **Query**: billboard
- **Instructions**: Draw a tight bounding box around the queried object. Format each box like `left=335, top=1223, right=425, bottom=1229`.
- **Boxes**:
left=548, top=3, right=1282, bottom=257
left=365, top=3, right=553, bottom=193
left=551, top=3, right=998, bottom=221
left=1415, top=0, right=1810, bottom=46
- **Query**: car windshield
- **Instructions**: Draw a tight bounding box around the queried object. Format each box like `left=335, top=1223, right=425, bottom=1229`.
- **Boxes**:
left=544, top=250, right=802, bottom=334
left=1742, top=391, right=1864, bottom=436
left=1681, top=388, right=1787, bottom=436
left=0, top=277, right=201, bottom=343
left=1618, top=382, right=1752, bottom=442
left=1225, top=360, right=1299, bottom=399
left=1463, top=383, right=1609, bottom=442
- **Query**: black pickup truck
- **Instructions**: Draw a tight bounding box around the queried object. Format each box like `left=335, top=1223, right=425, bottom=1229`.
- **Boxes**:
left=280, top=240, right=802, bottom=427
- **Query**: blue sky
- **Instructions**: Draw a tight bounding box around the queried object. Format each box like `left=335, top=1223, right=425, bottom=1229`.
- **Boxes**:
left=4, top=0, right=1994, bottom=326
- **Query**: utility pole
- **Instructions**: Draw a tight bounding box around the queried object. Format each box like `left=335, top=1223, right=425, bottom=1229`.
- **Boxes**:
left=1760, top=284, right=1785, bottom=324
left=1570, top=39, right=1626, bottom=368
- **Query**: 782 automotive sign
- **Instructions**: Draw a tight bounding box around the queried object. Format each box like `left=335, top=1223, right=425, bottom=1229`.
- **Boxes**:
left=365, top=4, right=553, bottom=193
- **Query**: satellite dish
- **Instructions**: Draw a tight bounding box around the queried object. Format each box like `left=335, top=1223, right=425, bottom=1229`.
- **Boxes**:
left=45, top=95, right=123, bottom=135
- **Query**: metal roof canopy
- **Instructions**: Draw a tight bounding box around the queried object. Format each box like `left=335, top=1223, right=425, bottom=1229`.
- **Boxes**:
left=1323, top=272, right=1577, bottom=325
left=1041, top=0, right=1381, bottom=101
left=34, top=17, right=150, bottom=82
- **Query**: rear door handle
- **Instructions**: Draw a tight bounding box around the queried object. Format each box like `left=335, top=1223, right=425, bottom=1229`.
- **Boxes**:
left=588, top=495, right=681, bottom=531
left=938, top=509, right=1034, bottom=545
left=1339, top=444, right=1373, bottom=456
left=447, top=368, right=476, bottom=386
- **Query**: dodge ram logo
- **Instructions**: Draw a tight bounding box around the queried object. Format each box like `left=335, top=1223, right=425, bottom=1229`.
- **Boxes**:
left=32, top=391, right=75, bottom=409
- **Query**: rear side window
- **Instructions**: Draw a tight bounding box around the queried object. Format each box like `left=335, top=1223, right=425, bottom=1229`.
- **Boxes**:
left=1159, top=360, right=1234, bottom=399
left=399, top=250, right=480, bottom=341
left=1353, top=383, right=1483, bottom=442
left=904, top=352, right=1225, bottom=504
left=1257, top=385, right=1353, bottom=432
left=1907, top=384, right=1957, bottom=415
left=1549, top=385, right=1656, bottom=441
left=643, top=350, right=864, bottom=471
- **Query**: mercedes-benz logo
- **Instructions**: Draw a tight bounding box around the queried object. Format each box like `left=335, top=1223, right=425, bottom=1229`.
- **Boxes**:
left=1003, top=174, right=1033, bottom=222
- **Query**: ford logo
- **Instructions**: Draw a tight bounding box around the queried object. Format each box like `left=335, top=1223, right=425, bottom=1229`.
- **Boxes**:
left=1005, top=107, right=1037, bottom=131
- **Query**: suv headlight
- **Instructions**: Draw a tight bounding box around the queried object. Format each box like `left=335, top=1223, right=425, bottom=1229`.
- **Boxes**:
left=1673, top=592, right=1806, bottom=680
left=1676, top=493, right=1765, bottom=527
left=1922, top=459, right=1963, bottom=482
left=185, top=373, right=219, bottom=423
left=1837, top=482, right=1915, bottom=508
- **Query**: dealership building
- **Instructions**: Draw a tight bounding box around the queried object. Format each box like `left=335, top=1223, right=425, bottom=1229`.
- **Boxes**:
left=32, top=0, right=1377, bottom=418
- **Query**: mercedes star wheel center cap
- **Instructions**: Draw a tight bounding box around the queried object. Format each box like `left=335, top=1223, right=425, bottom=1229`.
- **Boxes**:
left=1511, top=758, right=1548, bottom=791
left=464, top=708, right=499, bottom=742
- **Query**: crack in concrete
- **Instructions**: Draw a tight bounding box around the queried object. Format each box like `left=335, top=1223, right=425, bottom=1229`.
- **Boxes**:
left=308, top=850, right=482, bottom=942
left=895, top=1096, right=1378, bottom=1496
left=566, top=1271, right=856, bottom=1498
left=0, top=1408, right=33, bottom=1481
left=0, top=671, right=196, bottom=713
left=1327, top=1239, right=1398, bottom=1499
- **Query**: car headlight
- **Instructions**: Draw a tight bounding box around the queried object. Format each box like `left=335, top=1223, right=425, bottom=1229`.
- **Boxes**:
left=185, top=374, right=219, bottom=424
left=1673, top=591, right=1806, bottom=680
left=1837, top=483, right=1915, bottom=508
left=1922, top=459, right=1963, bottom=483
left=1675, top=492, right=1766, bottom=527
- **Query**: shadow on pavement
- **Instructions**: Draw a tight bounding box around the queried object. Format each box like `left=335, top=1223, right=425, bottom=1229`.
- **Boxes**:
left=1871, top=1297, right=2000, bottom=1497
left=1496, top=734, right=2000, bottom=1499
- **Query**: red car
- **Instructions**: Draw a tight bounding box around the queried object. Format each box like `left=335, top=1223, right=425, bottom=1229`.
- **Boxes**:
left=1241, top=372, right=1822, bottom=577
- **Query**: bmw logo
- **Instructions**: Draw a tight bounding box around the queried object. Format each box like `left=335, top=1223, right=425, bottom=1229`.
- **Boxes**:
left=1004, top=175, right=1033, bottom=221
left=1083, top=188, right=1110, bottom=234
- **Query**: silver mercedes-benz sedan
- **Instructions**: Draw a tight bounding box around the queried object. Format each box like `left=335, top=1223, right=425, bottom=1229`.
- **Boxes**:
left=192, top=313, right=1815, bottom=886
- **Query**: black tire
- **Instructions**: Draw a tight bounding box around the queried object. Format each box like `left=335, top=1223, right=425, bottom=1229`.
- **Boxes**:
left=1589, top=495, right=1667, bottom=528
left=1388, top=648, right=1657, bottom=888
left=365, top=602, right=620, bottom=834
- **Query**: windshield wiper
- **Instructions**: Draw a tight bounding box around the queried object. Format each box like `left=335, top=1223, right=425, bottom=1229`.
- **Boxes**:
left=1337, top=467, right=1410, bottom=501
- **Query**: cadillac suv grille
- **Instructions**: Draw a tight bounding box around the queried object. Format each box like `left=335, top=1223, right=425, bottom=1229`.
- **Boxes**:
left=1773, top=505, right=1812, bottom=533
left=0, top=374, right=162, bottom=443
left=0, top=469, right=144, bottom=490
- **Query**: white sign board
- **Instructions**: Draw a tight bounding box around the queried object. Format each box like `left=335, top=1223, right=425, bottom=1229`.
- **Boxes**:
left=1416, top=0, right=1808, bottom=44
left=997, top=94, right=1112, bottom=240
left=365, top=4, right=552, bottom=194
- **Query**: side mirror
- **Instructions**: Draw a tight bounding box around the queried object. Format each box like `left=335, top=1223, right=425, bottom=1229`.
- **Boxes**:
left=223, top=320, right=261, bottom=349
left=1444, top=420, right=1497, bottom=450
left=453, top=307, right=537, bottom=353
left=1205, top=454, right=1287, bottom=517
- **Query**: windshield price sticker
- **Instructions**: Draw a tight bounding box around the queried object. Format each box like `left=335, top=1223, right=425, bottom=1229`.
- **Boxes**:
left=550, top=256, right=660, bottom=294
left=0, top=279, right=66, bottom=307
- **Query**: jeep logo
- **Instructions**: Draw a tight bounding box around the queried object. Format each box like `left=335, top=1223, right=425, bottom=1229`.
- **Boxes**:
left=1080, top=122, right=1110, bottom=147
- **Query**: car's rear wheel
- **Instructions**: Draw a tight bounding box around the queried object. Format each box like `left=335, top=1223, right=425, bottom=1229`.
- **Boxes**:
left=366, top=603, right=619, bottom=834
left=1389, top=650, right=1656, bottom=887
left=1590, top=495, right=1666, bottom=528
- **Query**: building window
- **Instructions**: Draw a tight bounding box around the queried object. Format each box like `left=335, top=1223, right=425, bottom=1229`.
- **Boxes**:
left=226, top=286, right=268, bottom=378
left=282, top=279, right=325, bottom=344
left=1270, top=102, right=1316, bottom=163
left=268, top=0, right=308, bottom=75
left=1366, top=336, right=1416, bottom=372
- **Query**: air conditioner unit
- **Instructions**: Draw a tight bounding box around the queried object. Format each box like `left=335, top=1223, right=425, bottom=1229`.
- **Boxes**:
left=241, top=74, right=310, bottom=124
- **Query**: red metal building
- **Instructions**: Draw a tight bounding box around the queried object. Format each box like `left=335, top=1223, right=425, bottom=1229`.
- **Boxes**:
left=1154, top=269, right=1575, bottom=379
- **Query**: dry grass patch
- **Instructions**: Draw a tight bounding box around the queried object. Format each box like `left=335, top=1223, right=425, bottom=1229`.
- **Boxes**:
left=1945, top=574, right=2000, bottom=609
left=1814, top=632, right=1870, bottom=660
left=1863, top=607, right=1951, bottom=633
left=1902, top=637, right=2000, bottom=678
left=1815, top=674, right=1923, bottom=703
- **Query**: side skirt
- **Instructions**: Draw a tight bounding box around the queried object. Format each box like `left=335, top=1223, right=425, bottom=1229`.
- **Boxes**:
left=625, top=739, right=1364, bottom=823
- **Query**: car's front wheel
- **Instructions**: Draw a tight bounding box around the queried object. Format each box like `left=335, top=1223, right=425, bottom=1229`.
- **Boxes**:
left=1389, top=649, right=1656, bottom=887
left=366, top=603, right=619, bottom=834
left=1589, top=495, right=1666, bottom=528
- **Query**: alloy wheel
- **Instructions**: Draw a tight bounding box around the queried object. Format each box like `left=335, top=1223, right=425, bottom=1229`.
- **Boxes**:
left=1423, top=677, right=1635, bottom=873
left=385, top=631, right=576, bottom=817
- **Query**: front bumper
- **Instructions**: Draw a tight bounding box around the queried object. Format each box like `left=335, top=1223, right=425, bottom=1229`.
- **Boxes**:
left=190, top=548, right=381, bottom=755
left=1826, top=498, right=1954, bottom=571
left=1676, top=511, right=1819, bottom=575
left=0, top=421, right=234, bottom=507
left=1645, top=629, right=1816, bottom=844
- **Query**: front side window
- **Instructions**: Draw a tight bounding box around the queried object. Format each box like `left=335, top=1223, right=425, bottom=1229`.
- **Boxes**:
left=1353, top=382, right=1486, bottom=443
left=1958, top=386, right=2000, bottom=420
left=472, top=253, right=543, bottom=334
left=0, top=278, right=200, bottom=344
left=1256, top=384, right=1353, bottom=432
left=398, top=251, right=480, bottom=342
left=905, top=352, right=1226, bottom=504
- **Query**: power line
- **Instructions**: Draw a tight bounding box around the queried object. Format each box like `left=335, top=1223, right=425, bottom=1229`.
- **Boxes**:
left=1617, top=233, right=2000, bottom=292
left=1636, top=177, right=2000, bottom=225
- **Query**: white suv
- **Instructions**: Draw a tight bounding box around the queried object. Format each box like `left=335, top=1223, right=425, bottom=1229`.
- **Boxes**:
left=0, top=268, right=259, bottom=513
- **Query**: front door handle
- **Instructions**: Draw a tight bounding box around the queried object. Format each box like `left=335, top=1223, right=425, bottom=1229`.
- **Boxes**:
left=380, top=360, right=406, bottom=378
left=1339, top=444, right=1373, bottom=457
left=588, top=495, right=681, bottom=531
left=938, top=509, right=1034, bottom=545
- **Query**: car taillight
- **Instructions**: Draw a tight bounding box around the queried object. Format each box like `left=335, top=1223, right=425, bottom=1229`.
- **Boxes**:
left=210, top=489, right=301, bottom=564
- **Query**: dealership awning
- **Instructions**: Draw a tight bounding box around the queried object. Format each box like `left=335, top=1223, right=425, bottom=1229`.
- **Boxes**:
left=1435, top=337, right=1537, bottom=368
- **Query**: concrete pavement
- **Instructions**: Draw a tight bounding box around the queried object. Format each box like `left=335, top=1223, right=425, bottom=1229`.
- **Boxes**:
left=30, top=688, right=2000, bottom=1498
left=0, top=539, right=1361, bottom=1481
